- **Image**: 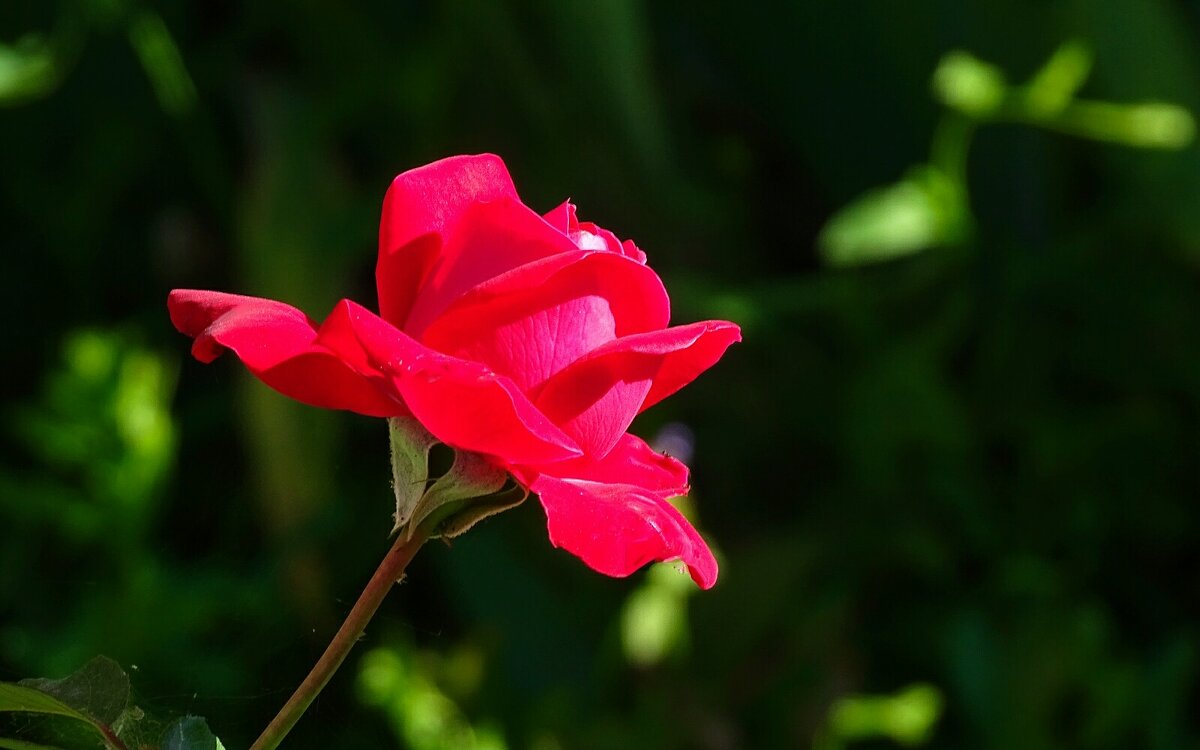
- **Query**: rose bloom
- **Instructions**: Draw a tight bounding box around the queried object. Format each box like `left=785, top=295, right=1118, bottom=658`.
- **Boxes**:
left=168, top=154, right=740, bottom=588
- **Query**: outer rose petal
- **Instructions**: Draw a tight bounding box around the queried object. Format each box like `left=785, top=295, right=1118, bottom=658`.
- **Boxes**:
left=167, top=290, right=403, bottom=417
left=510, top=432, right=689, bottom=497
left=340, top=300, right=583, bottom=465
left=376, top=154, right=520, bottom=328
left=532, top=474, right=718, bottom=589
left=420, top=251, right=670, bottom=393
left=533, top=320, right=743, bottom=458
left=402, top=196, right=579, bottom=337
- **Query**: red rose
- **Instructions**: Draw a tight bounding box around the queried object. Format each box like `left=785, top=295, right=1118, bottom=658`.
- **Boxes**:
left=168, top=154, right=740, bottom=588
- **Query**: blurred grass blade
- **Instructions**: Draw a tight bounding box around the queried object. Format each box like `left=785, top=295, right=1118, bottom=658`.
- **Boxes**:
left=128, top=10, right=196, bottom=116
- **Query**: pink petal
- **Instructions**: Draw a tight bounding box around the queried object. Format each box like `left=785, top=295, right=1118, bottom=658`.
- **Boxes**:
left=533, top=321, right=742, bottom=458
left=340, top=300, right=583, bottom=465
left=420, top=251, right=670, bottom=394
left=402, top=196, right=579, bottom=337
left=167, top=290, right=404, bottom=417
left=532, top=474, right=718, bottom=588
left=511, top=432, right=689, bottom=497
left=376, top=154, right=520, bottom=328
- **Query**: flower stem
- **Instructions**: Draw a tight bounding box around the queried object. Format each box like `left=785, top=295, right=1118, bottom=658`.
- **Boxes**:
left=249, top=528, right=429, bottom=750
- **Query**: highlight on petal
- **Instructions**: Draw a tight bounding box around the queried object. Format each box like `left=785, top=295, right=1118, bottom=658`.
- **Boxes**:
left=420, top=250, right=670, bottom=394
left=542, top=200, right=647, bottom=263
left=532, top=474, right=718, bottom=589
left=340, top=300, right=583, bottom=465
left=167, top=290, right=403, bottom=417
left=533, top=320, right=742, bottom=458
left=376, top=154, right=520, bottom=328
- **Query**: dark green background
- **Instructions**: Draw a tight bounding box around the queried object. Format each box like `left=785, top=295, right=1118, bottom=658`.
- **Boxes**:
left=2, top=1, right=1199, bottom=748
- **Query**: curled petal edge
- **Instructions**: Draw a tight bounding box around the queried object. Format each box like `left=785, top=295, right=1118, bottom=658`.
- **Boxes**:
left=532, top=474, right=718, bottom=589
left=167, top=289, right=404, bottom=418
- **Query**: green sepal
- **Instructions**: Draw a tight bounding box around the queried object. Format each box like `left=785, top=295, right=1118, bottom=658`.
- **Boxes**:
left=403, top=449, right=508, bottom=541
left=388, top=416, right=439, bottom=534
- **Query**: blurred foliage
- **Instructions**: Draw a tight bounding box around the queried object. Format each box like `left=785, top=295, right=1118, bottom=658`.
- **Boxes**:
left=4, top=1, right=1200, bottom=749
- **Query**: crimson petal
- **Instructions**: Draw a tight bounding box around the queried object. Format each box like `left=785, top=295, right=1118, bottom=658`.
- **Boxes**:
left=402, top=196, right=579, bottom=337
left=532, top=474, right=718, bottom=588
left=167, top=290, right=404, bottom=417
left=376, top=153, right=520, bottom=328
left=533, top=320, right=742, bottom=458
left=340, top=300, right=583, bottom=465
left=512, top=432, right=689, bottom=497
left=421, top=251, right=670, bottom=394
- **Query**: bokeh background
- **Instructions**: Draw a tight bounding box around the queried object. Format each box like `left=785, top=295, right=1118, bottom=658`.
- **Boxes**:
left=3, top=1, right=1200, bottom=748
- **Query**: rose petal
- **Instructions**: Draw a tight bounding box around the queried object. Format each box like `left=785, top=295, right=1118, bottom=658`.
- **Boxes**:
left=511, top=432, right=689, bottom=498
left=533, top=321, right=742, bottom=458
left=542, top=201, right=648, bottom=263
left=167, top=290, right=404, bottom=417
left=420, top=251, right=670, bottom=394
left=340, top=300, right=583, bottom=465
left=532, top=474, right=718, bottom=588
left=402, top=196, right=579, bottom=337
left=376, top=153, right=520, bottom=328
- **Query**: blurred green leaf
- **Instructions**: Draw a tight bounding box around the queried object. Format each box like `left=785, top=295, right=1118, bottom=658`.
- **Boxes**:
left=819, top=165, right=968, bottom=265
left=827, top=683, right=943, bottom=747
left=127, top=11, right=196, bottom=117
left=1053, top=100, right=1196, bottom=149
left=1022, top=40, right=1093, bottom=117
left=0, top=35, right=57, bottom=104
left=932, top=51, right=1006, bottom=117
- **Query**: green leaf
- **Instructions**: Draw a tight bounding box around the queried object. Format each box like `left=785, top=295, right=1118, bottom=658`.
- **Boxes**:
left=20, top=657, right=129, bottom=727
left=160, top=717, right=225, bottom=750
left=0, top=683, right=116, bottom=749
